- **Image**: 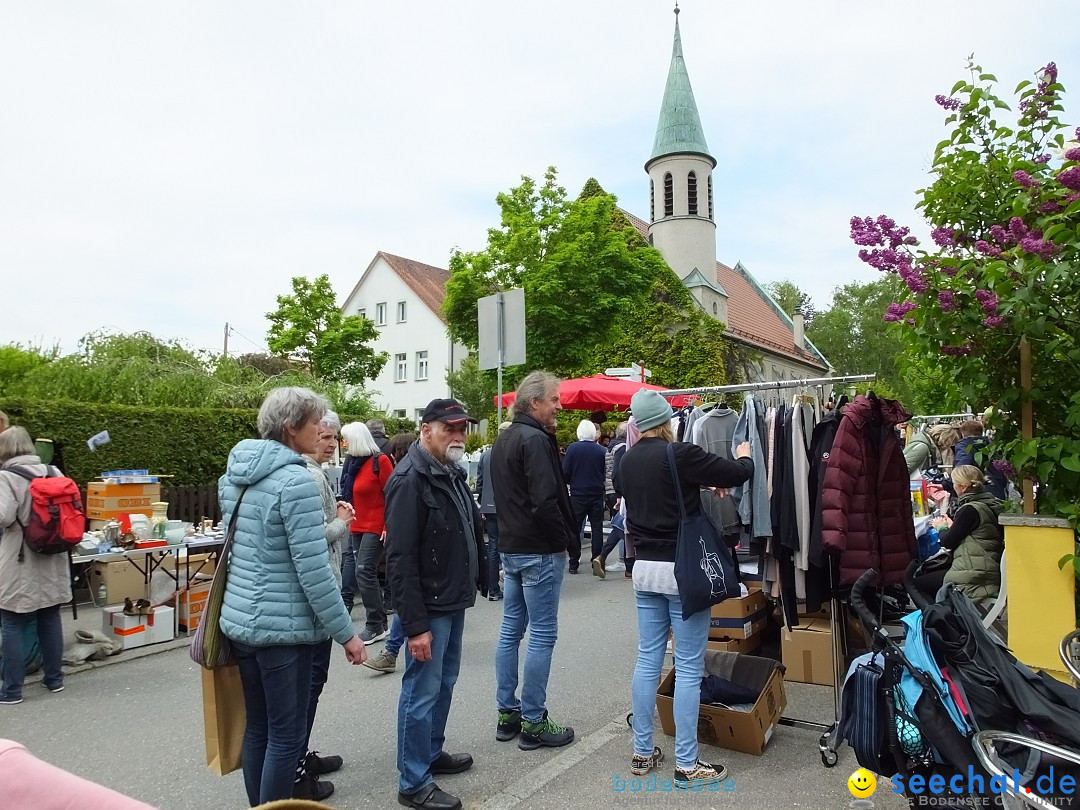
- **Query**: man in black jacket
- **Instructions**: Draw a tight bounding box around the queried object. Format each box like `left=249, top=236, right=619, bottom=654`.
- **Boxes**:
left=385, top=399, right=486, bottom=810
left=490, top=371, right=576, bottom=752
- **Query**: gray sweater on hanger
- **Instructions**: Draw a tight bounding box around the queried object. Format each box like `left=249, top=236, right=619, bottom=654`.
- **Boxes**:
left=691, top=407, right=741, bottom=535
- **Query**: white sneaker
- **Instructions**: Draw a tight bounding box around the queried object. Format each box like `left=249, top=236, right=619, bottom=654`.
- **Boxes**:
left=674, top=760, right=727, bottom=789
left=606, top=562, right=625, bottom=573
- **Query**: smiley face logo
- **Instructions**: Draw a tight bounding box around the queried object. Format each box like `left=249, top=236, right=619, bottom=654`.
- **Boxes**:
left=848, top=768, right=876, bottom=799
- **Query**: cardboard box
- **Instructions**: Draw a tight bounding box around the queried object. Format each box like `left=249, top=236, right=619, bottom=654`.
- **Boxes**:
left=707, top=634, right=761, bottom=654
left=86, top=482, right=161, bottom=520
left=709, top=588, right=769, bottom=640
left=657, top=650, right=787, bottom=756
left=178, top=580, right=212, bottom=631
left=781, top=618, right=835, bottom=685
left=163, top=552, right=217, bottom=578
left=101, top=605, right=175, bottom=650
left=89, top=559, right=148, bottom=604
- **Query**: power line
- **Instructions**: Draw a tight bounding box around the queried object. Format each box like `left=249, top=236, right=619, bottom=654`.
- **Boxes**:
left=225, top=325, right=270, bottom=355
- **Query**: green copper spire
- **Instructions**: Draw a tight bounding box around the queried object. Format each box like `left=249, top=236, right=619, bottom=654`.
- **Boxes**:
left=649, top=6, right=712, bottom=165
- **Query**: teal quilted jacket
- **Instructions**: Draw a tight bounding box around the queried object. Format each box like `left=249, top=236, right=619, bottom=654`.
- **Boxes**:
left=218, top=439, right=354, bottom=647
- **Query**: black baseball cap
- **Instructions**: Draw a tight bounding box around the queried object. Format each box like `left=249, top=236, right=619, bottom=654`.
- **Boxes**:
left=421, top=398, right=478, bottom=425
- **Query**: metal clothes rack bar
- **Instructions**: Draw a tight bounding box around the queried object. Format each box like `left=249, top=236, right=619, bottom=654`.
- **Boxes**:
left=657, top=373, right=877, bottom=398
left=910, top=412, right=973, bottom=422
left=660, top=372, right=879, bottom=765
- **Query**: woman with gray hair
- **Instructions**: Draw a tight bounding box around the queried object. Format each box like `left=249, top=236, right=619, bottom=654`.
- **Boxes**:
left=219, top=387, right=366, bottom=805
left=0, top=426, right=71, bottom=704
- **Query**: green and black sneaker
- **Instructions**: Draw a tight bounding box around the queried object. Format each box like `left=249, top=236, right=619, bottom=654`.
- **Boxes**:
left=496, top=709, right=522, bottom=742
left=518, top=712, right=574, bottom=751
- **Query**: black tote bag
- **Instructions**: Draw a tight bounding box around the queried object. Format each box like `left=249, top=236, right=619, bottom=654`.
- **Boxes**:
left=668, top=443, right=741, bottom=619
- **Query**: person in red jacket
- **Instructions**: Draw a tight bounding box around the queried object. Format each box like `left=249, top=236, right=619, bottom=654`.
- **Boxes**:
left=340, top=421, right=394, bottom=644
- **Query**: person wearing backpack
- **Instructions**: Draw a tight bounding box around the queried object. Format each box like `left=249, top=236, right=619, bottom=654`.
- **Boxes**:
left=0, top=427, right=73, bottom=704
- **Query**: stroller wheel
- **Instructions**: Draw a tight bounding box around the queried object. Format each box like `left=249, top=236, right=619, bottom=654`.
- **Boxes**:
left=821, top=749, right=838, bottom=767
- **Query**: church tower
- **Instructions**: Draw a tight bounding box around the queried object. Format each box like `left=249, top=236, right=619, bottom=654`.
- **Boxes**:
left=646, top=6, right=717, bottom=287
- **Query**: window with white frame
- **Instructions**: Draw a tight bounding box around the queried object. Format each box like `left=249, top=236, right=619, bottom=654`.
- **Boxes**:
left=376, top=302, right=387, bottom=326
left=357, top=307, right=367, bottom=320
left=393, top=409, right=406, bottom=419
left=397, top=301, right=407, bottom=323
left=415, top=350, right=429, bottom=380
left=395, top=353, right=407, bottom=382
left=414, top=408, right=425, bottom=423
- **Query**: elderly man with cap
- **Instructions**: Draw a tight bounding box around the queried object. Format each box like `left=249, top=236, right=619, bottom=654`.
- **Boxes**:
left=385, top=398, right=487, bottom=810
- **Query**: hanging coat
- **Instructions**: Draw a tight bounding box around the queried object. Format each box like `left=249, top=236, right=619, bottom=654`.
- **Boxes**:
left=820, top=394, right=916, bottom=586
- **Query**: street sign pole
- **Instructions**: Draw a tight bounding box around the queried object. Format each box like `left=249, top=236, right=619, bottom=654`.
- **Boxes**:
left=479, top=287, right=525, bottom=432
left=496, top=292, right=504, bottom=428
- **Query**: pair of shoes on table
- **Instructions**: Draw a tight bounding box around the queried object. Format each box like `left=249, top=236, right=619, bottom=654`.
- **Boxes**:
left=673, top=759, right=727, bottom=790
left=518, top=712, right=574, bottom=751
left=631, top=746, right=664, bottom=776
left=359, top=626, right=390, bottom=645
left=398, top=782, right=462, bottom=810
left=363, top=649, right=398, bottom=673
left=591, top=557, right=606, bottom=579
left=495, top=709, right=521, bottom=742
left=122, top=597, right=154, bottom=616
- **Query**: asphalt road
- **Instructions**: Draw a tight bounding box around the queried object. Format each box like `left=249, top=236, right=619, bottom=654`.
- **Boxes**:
left=3, top=570, right=907, bottom=809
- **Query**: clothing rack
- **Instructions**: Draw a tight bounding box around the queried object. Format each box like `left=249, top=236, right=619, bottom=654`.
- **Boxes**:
left=910, top=412, right=973, bottom=422
left=658, top=373, right=877, bottom=398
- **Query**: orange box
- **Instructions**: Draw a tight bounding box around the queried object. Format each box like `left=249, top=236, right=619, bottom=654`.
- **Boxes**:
left=179, top=581, right=212, bottom=631
left=86, top=482, right=161, bottom=520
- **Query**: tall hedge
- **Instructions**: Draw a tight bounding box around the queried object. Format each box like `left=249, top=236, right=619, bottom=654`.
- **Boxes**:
left=0, top=399, right=418, bottom=487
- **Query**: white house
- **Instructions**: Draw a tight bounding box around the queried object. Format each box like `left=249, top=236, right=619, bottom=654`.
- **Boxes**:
left=339, top=251, right=465, bottom=421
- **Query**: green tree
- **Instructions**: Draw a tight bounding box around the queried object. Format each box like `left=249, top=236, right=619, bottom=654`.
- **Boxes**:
left=849, top=59, right=1080, bottom=521
left=443, top=169, right=739, bottom=388
left=0, top=344, right=56, bottom=397
left=764, top=280, right=816, bottom=326
left=446, top=353, right=496, bottom=424
left=266, top=274, right=387, bottom=385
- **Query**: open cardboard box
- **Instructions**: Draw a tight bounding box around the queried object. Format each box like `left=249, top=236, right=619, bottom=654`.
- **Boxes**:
left=709, top=587, right=768, bottom=640
left=706, top=634, right=761, bottom=654
left=657, top=649, right=786, bottom=756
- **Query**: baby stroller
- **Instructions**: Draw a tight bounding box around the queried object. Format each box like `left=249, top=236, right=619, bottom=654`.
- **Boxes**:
left=835, top=567, right=1080, bottom=808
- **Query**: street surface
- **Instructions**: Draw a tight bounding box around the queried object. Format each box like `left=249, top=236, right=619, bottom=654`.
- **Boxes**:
left=4, top=571, right=907, bottom=809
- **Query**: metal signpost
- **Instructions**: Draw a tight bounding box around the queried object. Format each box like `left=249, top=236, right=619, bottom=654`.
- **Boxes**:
left=478, top=288, right=526, bottom=427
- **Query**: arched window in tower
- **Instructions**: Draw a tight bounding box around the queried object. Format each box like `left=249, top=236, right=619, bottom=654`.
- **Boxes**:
left=650, top=179, right=655, bottom=222
left=687, top=171, right=698, bottom=216
left=708, top=175, right=714, bottom=221
left=663, top=173, right=673, bottom=217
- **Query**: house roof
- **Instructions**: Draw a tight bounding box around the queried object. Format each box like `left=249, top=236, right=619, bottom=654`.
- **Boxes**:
left=621, top=209, right=829, bottom=370
left=648, top=10, right=713, bottom=168
left=345, top=251, right=451, bottom=324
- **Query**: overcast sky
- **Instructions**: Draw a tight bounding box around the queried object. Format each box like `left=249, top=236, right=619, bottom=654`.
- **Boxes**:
left=2, top=1, right=1076, bottom=357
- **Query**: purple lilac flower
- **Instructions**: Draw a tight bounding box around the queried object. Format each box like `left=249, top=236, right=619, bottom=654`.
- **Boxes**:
left=938, top=290, right=956, bottom=312
left=941, top=344, right=974, bottom=357
left=1065, top=148, right=1080, bottom=162
left=935, top=94, right=961, bottom=112
left=1009, top=217, right=1029, bottom=240
left=975, top=240, right=1002, bottom=258
left=975, top=290, right=999, bottom=314
left=983, top=315, right=1006, bottom=328
left=991, top=459, right=1018, bottom=479
left=1035, top=154, right=1051, bottom=164
left=1076, top=127, right=1080, bottom=141
left=1044, top=62, right=1059, bottom=84
left=1019, top=233, right=1061, bottom=260
left=989, top=224, right=1008, bottom=244
left=1060, top=166, right=1080, bottom=190
left=931, top=227, right=956, bottom=247
left=1040, top=200, right=1063, bottom=214
left=1014, top=170, right=1040, bottom=189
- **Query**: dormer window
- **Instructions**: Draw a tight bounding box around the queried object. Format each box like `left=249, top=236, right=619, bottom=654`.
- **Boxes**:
left=688, top=171, right=698, bottom=216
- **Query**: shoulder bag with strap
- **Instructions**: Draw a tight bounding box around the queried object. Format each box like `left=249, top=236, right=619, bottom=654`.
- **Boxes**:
left=190, top=487, right=247, bottom=670
left=667, top=443, right=741, bottom=619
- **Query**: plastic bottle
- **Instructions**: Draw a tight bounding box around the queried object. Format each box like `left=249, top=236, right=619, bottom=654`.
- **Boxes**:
left=97, top=584, right=108, bottom=606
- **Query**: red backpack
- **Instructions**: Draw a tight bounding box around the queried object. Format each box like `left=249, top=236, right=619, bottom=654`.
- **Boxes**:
left=7, top=467, right=85, bottom=561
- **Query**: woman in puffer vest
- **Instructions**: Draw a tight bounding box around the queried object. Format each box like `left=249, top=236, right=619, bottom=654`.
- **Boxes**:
left=924, top=465, right=1004, bottom=611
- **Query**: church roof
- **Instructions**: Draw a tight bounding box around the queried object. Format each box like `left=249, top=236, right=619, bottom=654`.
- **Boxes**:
left=682, top=266, right=728, bottom=296
left=648, top=10, right=713, bottom=167
left=621, top=210, right=829, bottom=370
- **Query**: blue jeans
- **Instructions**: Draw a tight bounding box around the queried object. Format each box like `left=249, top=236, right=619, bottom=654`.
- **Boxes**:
left=485, top=516, right=502, bottom=597
left=1, top=605, right=64, bottom=700
left=340, top=541, right=356, bottom=607
left=495, top=553, right=565, bottom=723
left=232, top=640, right=315, bottom=806
left=302, top=638, right=333, bottom=755
left=385, top=613, right=405, bottom=657
left=397, top=610, right=465, bottom=794
left=353, top=531, right=386, bottom=634
left=631, top=589, right=709, bottom=770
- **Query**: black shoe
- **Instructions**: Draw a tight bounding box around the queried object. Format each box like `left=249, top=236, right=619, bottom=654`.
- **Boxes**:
left=568, top=566, right=579, bottom=574
left=430, top=751, right=473, bottom=774
left=519, top=712, right=574, bottom=750
left=305, top=749, right=343, bottom=775
left=496, top=709, right=522, bottom=741
left=293, top=771, right=334, bottom=801
left=398, top=783, right=462, bottom=810
left=487, top=591, right=503, bottom=601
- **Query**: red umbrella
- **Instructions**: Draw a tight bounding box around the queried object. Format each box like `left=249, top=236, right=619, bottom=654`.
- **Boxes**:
left=495, top=374, right=697, bottom=411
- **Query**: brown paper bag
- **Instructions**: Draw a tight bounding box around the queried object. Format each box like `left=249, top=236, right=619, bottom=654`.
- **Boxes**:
left=201, top=664, right=246, bottom=775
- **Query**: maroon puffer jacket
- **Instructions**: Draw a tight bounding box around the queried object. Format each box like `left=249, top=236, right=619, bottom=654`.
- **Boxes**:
left=820, top=394, right=916, bottom=586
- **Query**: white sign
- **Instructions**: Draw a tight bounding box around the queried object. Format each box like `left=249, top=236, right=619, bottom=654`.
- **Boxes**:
left=87, top=430, right=111, bottom=451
